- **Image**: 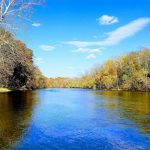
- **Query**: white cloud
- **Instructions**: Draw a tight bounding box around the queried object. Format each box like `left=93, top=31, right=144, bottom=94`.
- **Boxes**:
left=73, top=47, right=101, bottom=59
left=66, top=18, right=150, bottom=47
left=75, top=47, right=89, bottom=53
left=104, top=17, right=150, bottom=45
left=89, top=48, right=101, bottom=53
left=86, top=54, right=96, bottom=60
left=40, top=45, right=55, bottom=51
left=34, top=57, right=44, bottom=63
left=73, top=47, right=101, bottom=54
left=32, top=23, right=42, bottom=27
left=98, top=15, right=119, bottom=25
left=66, top=41, right=90, bottom=47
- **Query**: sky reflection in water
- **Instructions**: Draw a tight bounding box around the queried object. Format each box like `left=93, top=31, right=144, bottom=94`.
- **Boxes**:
left=0, top=89, right=150, bottom=150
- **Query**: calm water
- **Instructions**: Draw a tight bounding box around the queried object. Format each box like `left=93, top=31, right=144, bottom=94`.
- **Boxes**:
left=0, top=89, right=150, bottom=150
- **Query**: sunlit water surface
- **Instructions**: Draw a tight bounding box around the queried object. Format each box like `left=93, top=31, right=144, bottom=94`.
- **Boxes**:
left=0, top=89, right=150, bottom=150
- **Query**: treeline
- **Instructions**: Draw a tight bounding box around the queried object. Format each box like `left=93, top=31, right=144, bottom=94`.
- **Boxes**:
left=50, top=49, right=150, bottom=91
left=0, top=28, right=49, bottom=90
left=49, top=77, right=69, bottom=88
left=1, top=28, right=150, bottom=92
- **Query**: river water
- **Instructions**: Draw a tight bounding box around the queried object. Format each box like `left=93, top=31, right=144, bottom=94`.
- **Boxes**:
left=0, top=89, right=150, bottom=150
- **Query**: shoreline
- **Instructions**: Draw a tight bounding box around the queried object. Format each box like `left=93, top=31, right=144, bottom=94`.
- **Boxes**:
left=0, top=87, right=149, bottom=93
left=42, top=87, right=150, bottom=92
left=0, top=88, right=11, bottom=93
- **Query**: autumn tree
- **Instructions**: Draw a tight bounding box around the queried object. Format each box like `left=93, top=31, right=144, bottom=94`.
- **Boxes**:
left=0, top=28, right=33, bottom=89
left=61, top=48, right=150, bottom=91
left=0, top=28, right=50, bottom=90
left=0, top=0, right=47, bottom=90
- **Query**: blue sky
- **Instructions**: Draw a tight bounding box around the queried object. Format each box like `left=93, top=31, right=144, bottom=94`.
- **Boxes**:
left=18, top=0, right=150, bottom=77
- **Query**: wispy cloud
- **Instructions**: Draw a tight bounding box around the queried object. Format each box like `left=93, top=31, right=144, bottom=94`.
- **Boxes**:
left=74, top=47, right=101, bottom=54
left=40, top=45, right=55, bottom=51
left=98, top=15, right=119, bottom=25
left=65, top=18, right=150, bottom=47
left=86, top=54, right=96, bottom=60
left=89, top=48, right=102, bottom=53
left=66, top=41, right=89, bottom=47
left=34, top=57, right=44, bottom=63
left=32, top=23, right=42, bottom=27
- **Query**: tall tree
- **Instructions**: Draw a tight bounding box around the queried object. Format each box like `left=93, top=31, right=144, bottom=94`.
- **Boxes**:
left=0, top=0, right=43, bottom=25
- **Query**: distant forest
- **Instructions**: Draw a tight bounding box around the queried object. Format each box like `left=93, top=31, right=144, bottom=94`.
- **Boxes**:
left=0, top=28, right=150, bottom=91
left=49, top=49, right=150, bottom=91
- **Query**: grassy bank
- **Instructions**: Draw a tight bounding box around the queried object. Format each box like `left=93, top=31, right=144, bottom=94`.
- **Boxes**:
left=0, top=88, right=10, bottom=93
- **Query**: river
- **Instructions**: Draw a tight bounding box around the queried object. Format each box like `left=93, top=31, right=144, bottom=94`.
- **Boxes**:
left=0, top=89, right=150, bottom=150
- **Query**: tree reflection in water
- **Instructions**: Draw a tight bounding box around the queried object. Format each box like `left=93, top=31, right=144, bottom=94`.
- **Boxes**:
left=93, top=91, right=150, bottom=134
left=0, top=91, right=38, bottom=149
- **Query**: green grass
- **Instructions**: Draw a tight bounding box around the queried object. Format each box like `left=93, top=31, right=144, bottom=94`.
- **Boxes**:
left=0, top=88, right=10, bottom=93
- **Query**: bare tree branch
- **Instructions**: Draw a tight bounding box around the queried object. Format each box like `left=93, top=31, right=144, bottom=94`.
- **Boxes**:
left=0, top=0, right=44, bottom=25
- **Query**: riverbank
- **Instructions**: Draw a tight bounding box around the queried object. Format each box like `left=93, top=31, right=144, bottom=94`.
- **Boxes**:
left=58, top=87, right=150, bottom=92
left=0, top=88, right=10, bottom=93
